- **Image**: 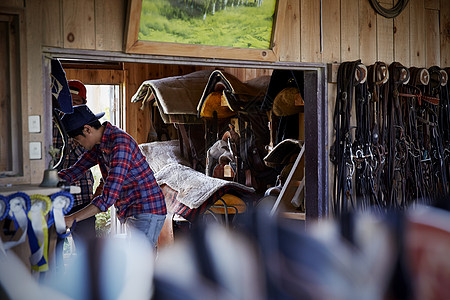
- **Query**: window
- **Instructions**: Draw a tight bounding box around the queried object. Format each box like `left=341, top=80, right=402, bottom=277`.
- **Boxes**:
left=125, top=0, right=279, bottom=61
left=0, top=10, right=27, bottom=181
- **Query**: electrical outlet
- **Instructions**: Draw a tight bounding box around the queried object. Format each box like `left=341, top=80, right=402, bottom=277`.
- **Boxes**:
left=29, top=142, right=42, bottom=159
left=28, top=115, right=41, bottom=133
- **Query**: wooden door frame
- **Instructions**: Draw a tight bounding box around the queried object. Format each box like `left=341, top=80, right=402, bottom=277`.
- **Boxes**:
left=43, top=47, right=328, bottom=222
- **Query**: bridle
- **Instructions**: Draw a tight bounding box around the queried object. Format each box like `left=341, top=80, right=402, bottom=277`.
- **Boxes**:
left=331, top=61, right=449, bottom=217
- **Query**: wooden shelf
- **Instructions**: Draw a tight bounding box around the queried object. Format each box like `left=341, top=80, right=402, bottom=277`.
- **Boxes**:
left=0, top=184, right=81, bottom=196
left=282, top=211, right=306, bottom=220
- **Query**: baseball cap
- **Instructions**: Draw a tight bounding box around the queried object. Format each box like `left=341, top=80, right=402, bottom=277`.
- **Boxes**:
left=68, top=80, right=87, bottom=101
left=61, top=105, right=105, bottom=133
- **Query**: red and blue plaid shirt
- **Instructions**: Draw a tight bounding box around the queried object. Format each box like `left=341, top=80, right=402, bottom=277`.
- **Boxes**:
left=59, top=122, right=166, bottom=221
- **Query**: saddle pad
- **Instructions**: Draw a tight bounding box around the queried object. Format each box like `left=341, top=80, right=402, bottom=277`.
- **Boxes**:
left=155, top=163, right=254, bottom=209
left=161, top=184, right=253, bottom=222
left=139, top=140, right=191, bottom=173
left=131, top=69, right=214, bottom=123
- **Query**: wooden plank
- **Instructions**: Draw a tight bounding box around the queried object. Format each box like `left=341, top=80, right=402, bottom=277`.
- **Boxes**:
left=321, top=0, right=340, bottom=63
left=410, top=0, right=426, bottom=67
left=124, top=0, right=141, bottom=52
left=359, top=0, right=377, bottom=65
left=282, top=212, right=306, bottom=220
left=25, top=1, right=44, bottom=184
left=425, top=9, right=440, bottom=67
left=270, top=144, right=305, bottom=216
left=272, top=0, right=301, bottom=62
left=377, top=12, right=394, bottom=63
left=64, top=69, right=124, bottom=85
left=424, top=0, right=439, bottom=10
left=63, top=0, right=95, bottom=49
left=300, top=0, right=322, bottom=63
left=341, top=0, right=360, bottom=61
left=0, top=20, right=9, bottom=171
left=95, top=0, right=126, bottom=51
left=441, top=0, right=450, bottom=66
left=327, top=63, right=339, bottom=83
left=125, top=63, right=144, bottom=142
left=327, top=82, right=337, bottom=211
left=394, top=1, right=410, bottom=66
left=129, top=40, right=277, bottom=62
left=42, top=0, right=62, bottom=47
left=0, top=0, right=23, bottom=8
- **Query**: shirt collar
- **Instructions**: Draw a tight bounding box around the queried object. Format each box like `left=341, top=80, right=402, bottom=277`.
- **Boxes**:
left=98, top=121, right=113, bottom=154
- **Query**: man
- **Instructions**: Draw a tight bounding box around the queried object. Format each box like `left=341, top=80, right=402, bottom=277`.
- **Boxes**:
left=58, top=105, right=166, bottom=248
left=53, top=80, right=96, bottom=243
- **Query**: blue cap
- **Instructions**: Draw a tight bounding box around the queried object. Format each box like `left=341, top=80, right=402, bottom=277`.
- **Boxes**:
left=61, top=105, right=105, bottom=132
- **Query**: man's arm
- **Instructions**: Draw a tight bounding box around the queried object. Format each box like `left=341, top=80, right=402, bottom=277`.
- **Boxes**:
left=65, top=203, right=101, bottom=227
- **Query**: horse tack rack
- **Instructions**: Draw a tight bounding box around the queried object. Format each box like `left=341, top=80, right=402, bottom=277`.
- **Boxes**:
left=330, top=60, right=450, bottom=217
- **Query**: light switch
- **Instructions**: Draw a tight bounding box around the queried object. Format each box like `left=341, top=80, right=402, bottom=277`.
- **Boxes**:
left=29, top=142, right=42, bottom=159
left=28, top=115, right=41, bottom=133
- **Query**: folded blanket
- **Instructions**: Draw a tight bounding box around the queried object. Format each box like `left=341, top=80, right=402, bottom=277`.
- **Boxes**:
left=139, top=140, right=191, bottom=173
left=154, top=163, right=254, bottom=209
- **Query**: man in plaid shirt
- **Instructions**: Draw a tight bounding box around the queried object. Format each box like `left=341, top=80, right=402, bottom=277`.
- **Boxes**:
left=53, top=80, right=96, bottom=243
left=58, top=105, right=167, bottom=248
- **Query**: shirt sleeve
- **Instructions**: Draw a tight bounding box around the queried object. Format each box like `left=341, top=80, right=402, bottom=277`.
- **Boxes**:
left=91, top=141, right=133, bottom=212
left=58, top=150, right=97, bottom=184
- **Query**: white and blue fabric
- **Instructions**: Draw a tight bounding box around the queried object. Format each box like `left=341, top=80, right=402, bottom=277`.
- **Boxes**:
left=49, top=191, right=74, bottom=238
left=3, top=192, right=31, bottom=250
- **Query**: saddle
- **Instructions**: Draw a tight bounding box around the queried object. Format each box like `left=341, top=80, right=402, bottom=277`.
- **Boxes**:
left=197, top=70, right=271, bottom=119
left=199, top=70, right=278, bottom=193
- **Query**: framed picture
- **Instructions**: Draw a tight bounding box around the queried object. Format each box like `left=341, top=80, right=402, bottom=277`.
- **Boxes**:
left=125, top=0, right=279, bottom=61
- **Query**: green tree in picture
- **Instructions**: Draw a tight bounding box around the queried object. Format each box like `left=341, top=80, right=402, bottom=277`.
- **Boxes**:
left=139, top=0, right=277, bottom=49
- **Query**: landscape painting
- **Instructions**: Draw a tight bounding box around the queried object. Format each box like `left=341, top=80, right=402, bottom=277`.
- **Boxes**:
left=138, top=0, right=277, bottom=49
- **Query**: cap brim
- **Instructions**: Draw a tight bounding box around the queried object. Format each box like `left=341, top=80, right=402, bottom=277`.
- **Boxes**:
left=95, top=112, right=105, bottom=120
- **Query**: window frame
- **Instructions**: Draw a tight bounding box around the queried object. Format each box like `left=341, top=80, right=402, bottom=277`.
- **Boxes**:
left=124, top=0, right=279, bottom=62
left=0, top=8, right=29, bottom=184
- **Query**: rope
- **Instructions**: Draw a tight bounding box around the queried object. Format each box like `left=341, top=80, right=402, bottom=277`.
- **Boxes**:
left=368, top=0, right=410, bottom=19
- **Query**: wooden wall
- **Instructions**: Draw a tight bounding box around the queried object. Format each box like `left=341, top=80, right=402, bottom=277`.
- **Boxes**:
left=30, top=0, right=450, bottom=66
left=0, top=0, right=449, bottom=186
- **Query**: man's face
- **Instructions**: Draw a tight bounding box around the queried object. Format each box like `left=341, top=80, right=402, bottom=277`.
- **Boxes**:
left=73, top=126, right=96, bottom=151
left=71, top=93, right=86, bottom=106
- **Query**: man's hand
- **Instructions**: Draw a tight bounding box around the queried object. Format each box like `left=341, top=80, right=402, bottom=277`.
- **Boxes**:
left=63, top=204, right=101, bottom=228
left=65, top=214, right=74, bottom=228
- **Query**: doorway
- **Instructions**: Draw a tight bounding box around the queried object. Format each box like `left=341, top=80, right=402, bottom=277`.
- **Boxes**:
left=44, top=51, right=328, bottom=222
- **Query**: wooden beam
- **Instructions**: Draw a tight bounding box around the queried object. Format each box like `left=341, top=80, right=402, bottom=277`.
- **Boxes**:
left=341, top=0, right=360, bottom=61
left=272, top=0, right=301, bottom=62
left=410, top=0, right=426, bottom=67
left=425, top=8, right=440, bottom=67
left=63, top=0, right=95, bottom=49
left=359, top=0, right=377, bottom=65
left=322, top=0, right=340, bottom=63
left=301, top=0, right=322, bottom=62
left=394, top=0, right=411, bottom=66
left=441, top=0, right=450, bottom=66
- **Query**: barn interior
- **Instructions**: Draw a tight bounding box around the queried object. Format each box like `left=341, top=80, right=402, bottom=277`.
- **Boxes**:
left=0, top=0, right=449, bottom=299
